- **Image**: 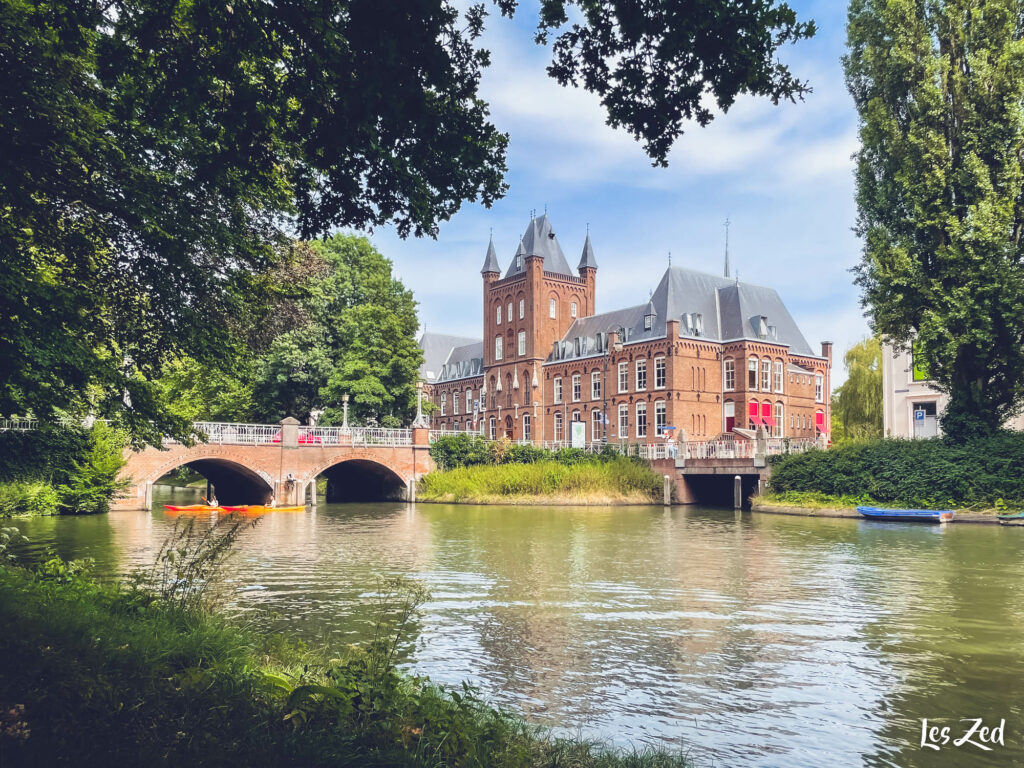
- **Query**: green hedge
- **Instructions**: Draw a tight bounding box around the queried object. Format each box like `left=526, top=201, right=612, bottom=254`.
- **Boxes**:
left=769, top=434, right=1024, bottom=508
left=0, top=481, right=61, bottom=516
left=429, top=434, right=630, bottom=471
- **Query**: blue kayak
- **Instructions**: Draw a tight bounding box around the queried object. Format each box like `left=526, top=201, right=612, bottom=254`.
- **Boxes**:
left=857, top=506, right=954, bottom=523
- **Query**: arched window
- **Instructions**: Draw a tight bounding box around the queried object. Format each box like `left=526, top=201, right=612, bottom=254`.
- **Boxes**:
left=507, top=302, right=513, bottom=323
left=440, top=392, right=447, bottom=416
left=592, top=409, right=602, bottom=442
left=554, top=411, right=564, bottom=441
left=724, top=359, right=735, bottom=391
left=761, top=359, right=771, bottom=391
left=549, top=298, right=557, bottom=318
left=523, top=370, right=530, bottom=405
left=488, top=416, right=496, bottom=440
left=774, top=402, right=784, bottom=437
left=774, top=360, right=784, bottom=393
left=496, top=304, right=502, bottom=325
left=724, top=400, right=735, bottom=432
left=519, top=298, right=525, bottom=319
left=494, top=336, right=503, bottom=360
left=505, top=374, right=512, bottom=407
left=517, top=330, right=526, bottom=356
left=748, top=357, right=759, bottom=389
left=523, top=413, right=531, bottom=441
left=618, top=403, right=628, bottom=437
left=655, top=400, right=667, bottom=435
left=571, top=301, right=578, bottom=317
left=452, top=391, right=459, bottom=415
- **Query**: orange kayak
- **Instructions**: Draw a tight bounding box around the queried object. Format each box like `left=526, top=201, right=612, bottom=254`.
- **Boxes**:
left=163, top=504, right=223, bottom=513
left=219, top=505, right=305, bottom=514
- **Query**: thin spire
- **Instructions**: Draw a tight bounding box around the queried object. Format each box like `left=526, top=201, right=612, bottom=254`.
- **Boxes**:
left=723, top=216, right=731, bottom=278
left=668, top=250, right=672, bottom=268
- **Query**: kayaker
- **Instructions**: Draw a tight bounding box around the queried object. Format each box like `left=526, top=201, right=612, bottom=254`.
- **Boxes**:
left=267, top=495, right=276, bottom=508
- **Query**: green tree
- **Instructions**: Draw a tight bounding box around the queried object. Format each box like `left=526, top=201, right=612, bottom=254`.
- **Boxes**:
left=246, top=235, right=423, bottom=426
left=831, top=337, right=883, bottom=443
left=845, top=0, right=1024, bottom=440
left=2, top=0, right=814, bottom=442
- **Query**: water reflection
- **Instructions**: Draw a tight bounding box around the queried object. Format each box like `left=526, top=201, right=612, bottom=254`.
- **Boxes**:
left=10, top=487, right=1024, bottom=766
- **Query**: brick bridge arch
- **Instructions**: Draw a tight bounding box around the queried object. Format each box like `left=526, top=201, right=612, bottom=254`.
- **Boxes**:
left=115, top=424, right=434, bottom=510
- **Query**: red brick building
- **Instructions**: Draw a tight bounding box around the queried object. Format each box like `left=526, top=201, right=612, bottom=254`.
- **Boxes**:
left=420, top=215, right=831, bottom=445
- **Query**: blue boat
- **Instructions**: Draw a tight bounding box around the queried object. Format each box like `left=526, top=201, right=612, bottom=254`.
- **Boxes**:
left=857, top=506, right=954, bottom=523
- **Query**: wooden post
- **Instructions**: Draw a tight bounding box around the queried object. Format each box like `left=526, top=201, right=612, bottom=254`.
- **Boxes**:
left=144, top=481, right=154, bottom=511
left=734, top=475, right=742, bottom=510
left=663, top=475, right=671, bottom=506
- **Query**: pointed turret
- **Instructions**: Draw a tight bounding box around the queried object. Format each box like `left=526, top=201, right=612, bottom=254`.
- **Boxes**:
left=578, top=233, right=598, bottom=271
left=480, top=235, right=500, bottom=275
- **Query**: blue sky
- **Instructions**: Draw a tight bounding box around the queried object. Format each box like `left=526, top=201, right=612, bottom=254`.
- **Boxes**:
left=368, top=0, right=866, bottom=382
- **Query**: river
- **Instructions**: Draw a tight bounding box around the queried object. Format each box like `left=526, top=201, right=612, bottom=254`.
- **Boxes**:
left=9, top=485, right=1024, bottom=767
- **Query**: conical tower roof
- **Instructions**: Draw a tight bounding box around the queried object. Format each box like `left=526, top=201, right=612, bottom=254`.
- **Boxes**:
left=480, top=235, right=500, bottom=274
left=578, top=232, right=598, bottom=270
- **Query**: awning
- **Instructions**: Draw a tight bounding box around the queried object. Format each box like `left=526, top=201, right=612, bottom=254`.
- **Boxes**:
left=815, top=423, right=826, bottom=433
left=749, top=415, right=764, bottom=426
left=763, top=415, right=777, bottom=427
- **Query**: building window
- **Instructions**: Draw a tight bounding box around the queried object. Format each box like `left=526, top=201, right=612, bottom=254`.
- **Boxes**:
left=466, top=390, right=473, bottom=413
left=518, top=331, right=526, bottom=356
left=554, top=377, right=563, bottom=403
left=635, top=359, right=647, bottom=391
left=440, top=392, right=447, bottom=416
left=618, top=403, right=628, bottom=437
left=761, top=359, right=771, bottom=391
left=523, top=413, right=531, bottom=441
left=644, top=315, right=653, bottom=330
left=912, top=340, right=930, bottom=381
left=494, top=335, right=503, bottom=360
left=496, top=305, right=501, bottom=325
left=724, top=358, right=735, bottom=391
left=571, top=301, right=578, bottom=318
left=655, top=400, right=667, bottom=435
left=618, top=362, right=628, bottom=393
left=591, top=371, right=601, bottom=400
left=592, top=409, right=602, bottom=441
left=519, top=299, right=524, bottom=319
left=774, top=402, right=784, bottom=437
left=489, top=417, right=496, bottom=440
left=453, top=392, right=459, bottom=415
left=549, top=298, right=557, bottom=318
left=636, top=401, right=647, bottom=438
left=554, top=411, right=564, bottom=441
left=655, top=357, right=666, bottom=389
left=572, top=374, right=582, bottom=402
left=748, top=357, right=759, bottom=389
left=507, top=303, right=512, bottom=323
left=774, top=361, right=784, bottom=393
left=815, top=373, right=824, bottom=402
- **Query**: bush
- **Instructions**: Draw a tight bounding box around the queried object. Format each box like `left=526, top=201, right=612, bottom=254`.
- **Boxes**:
left=429, top=434, right=495, bottom=470
left=0, top=481, right=60, bottom=516
left=768, top=433, right=1024, bottom=509
left=57, top=422, right=128, bottom=515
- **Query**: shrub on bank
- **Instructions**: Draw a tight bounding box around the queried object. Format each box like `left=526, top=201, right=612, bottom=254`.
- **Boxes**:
left=0, top=422, right=126, bottom=516
left=769, top=434, right=1024, bottom=509
left=419, top=456, right=666, bottom=504
left=430, top=434, right=638, bottom=471
left=0, top=481, right=60, bottom=516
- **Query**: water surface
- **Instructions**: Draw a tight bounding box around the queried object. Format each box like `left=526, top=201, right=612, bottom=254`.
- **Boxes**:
left=10, top=486, right=1024, bottom=767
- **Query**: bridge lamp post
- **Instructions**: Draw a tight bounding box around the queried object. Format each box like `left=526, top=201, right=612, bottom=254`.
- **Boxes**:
left=342, top=392, right=349, bottom=429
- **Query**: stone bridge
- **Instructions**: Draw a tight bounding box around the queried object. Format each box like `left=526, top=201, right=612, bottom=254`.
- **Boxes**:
left=115, top=418, right=434, bottom=510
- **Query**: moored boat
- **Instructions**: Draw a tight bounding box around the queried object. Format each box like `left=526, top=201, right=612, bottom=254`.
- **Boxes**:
left=857, top=506, right=954, bottom=523
left=997, top=511, right=1024, bottom=526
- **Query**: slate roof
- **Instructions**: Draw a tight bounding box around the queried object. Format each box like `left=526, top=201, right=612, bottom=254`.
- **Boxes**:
left=439, top=341, right=485, bottom=382
left=578, top=233, right=598, bottom=270
left=504, top=214, right=574, bottom=278
left=549, top=266, right=819, bottom=363
left=480, top=237, right=500, bottom=274
left=418, top=333, right=480, bottom=381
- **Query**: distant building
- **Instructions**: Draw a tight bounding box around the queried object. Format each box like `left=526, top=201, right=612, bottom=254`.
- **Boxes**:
left=420, top=215, right=832, bottom=444
left=882, top=342, right=1024, bottom=437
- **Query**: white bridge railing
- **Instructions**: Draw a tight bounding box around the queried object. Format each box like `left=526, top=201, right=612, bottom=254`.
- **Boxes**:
left=162, top=422, right=414, bottom=447
left=0, top=418, right=40, bottom=431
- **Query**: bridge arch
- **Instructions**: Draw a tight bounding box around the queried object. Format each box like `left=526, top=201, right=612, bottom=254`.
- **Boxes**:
left=306, top=455, right=410, bottom=503
left=131, top=450, right=275, bottom=507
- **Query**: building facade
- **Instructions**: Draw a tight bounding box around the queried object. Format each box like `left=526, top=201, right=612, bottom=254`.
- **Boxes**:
left=421, top=215, right=832, bottom=445
left=881, top=342, right=1024, bottom=438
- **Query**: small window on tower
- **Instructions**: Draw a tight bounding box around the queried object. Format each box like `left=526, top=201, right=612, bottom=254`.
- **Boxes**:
left=519, top=299, right=524, bottom=319
left=571, top=302, right=577, bottom=318
left=550, top=299, right=557, bottom=318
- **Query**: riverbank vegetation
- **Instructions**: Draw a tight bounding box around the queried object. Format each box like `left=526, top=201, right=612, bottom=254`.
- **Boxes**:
left=768, top=434, right=1024, bottom=510
left=0, top=520, right=688, bottom=767
left=0, top=422, right=125, bottom=517
left=423, top=436, right=667, bottom=504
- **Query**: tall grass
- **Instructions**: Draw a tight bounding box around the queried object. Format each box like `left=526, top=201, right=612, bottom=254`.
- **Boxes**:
left=419, top=456, right=666, bottom=504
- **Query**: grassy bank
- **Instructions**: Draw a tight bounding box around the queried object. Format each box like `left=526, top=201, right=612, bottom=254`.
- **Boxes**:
left=769, top=434, right=1024, bottom=511
left=0, top=553, right=687, bottom=766
left=418, top=457, right=667, bottom=505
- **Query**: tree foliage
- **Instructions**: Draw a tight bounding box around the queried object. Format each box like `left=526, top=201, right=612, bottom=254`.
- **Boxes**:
left=831, top=337, right=883, bottom=443
left=845, top=0, right=1024, bottom=440
left=2, top=0, right=815, bottom=441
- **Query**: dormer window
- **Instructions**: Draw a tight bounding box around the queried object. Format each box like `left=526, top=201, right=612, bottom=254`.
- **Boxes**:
left=644, top=315, right=653, bottom=330
left=516, top=254, right=522, bottom=269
